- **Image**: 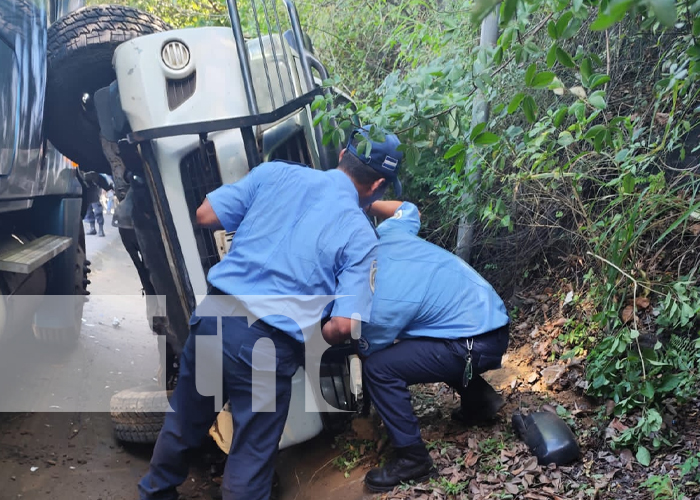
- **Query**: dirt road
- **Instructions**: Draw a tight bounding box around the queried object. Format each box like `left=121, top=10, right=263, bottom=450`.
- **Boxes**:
left=0, top=226, right=375, bottom=500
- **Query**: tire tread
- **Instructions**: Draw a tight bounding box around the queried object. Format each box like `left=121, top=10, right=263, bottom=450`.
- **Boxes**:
left=45, top=5, right=169, bottom=171
left=110, top=386, right=172, bottom=444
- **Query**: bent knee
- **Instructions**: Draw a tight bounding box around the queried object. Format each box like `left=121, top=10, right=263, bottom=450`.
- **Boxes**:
left=362, top=353, right=395, bottom=383
left=362, top=355, right=380, bottom=381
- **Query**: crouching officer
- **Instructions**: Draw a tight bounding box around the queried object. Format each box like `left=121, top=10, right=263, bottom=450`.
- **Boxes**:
left=360, top=200, right=510, bottom=492
left=137, top=126, right=403, bottom=500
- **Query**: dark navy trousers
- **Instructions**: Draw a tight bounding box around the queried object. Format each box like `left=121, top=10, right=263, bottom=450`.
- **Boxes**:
left=363, top=325, right=509, bottom=449
left=83, top=202, right=104, bottom=225
left=138, top=308, right=303, bottom=500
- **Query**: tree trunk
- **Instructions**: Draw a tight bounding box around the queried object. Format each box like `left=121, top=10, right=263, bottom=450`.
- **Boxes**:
left=455, top=9, right=500, bottom=262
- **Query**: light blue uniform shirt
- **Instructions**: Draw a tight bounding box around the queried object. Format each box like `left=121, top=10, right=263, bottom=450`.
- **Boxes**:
left=359, top=202, right=509, bottom=356
left=206, top=162, right=378, bottom=341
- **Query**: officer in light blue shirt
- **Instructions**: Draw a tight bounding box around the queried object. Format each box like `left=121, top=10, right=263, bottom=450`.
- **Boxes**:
left=139, top=126, right=404, bottom=500
left=360, top=201, right=510, bottom=493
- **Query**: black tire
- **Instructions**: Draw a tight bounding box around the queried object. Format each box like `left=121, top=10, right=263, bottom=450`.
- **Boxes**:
left=33, top=226, right=88, bottom=344
left=45, top=5, right=169, bottom=173
left=110, top=385, right=172, bottom=444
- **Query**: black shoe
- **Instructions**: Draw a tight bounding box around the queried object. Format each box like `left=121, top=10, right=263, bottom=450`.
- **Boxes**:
left=451, top=375, right=505, bottom=426
left=98, top=225, right=105, bottom=237
left=451, top=406, right=502, bottom=426
left=86, top=228, right=97, bottom=236
left=111, top=217, right=118, bottom=227
left=364, top=444, right=436, bottom=492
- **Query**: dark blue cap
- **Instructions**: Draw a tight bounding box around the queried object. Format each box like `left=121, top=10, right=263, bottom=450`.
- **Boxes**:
left=346, top=126, right=403, bottom=197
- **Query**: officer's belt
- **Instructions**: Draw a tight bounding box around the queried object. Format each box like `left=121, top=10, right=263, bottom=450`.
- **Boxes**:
left=462, top=322, right=510, bottom=342
left=206, top=286, right=287, bottom=337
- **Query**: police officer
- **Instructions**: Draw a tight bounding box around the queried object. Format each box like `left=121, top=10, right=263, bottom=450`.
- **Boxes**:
left=359, top=200, right=510, bottom=492
left=138, top=126, right=403, bottom=500
left=82, top=171, right=112, bottom=237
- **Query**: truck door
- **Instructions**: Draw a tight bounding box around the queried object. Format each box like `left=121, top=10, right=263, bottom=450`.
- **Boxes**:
left=0, top=26, right=19, bottom=177
left=0, top=0, right=48, bottom=178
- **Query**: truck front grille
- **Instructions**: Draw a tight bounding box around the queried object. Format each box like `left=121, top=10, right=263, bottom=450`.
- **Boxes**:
left=167, top=72, right=197, bottom=111
left=180, top=141, right=222, bottom=277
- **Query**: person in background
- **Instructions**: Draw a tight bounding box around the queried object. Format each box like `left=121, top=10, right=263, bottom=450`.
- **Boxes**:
left=359, top=200, right=511, bottom=493
left=82, top=171, right=112, bottom=237
left=103, top=174, right=119, bottom=227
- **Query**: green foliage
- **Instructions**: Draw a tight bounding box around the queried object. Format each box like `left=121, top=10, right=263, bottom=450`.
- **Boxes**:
left=588, top=334, right=700, bottom=414
left=680, top=452, right=700, bottom=481
left=586, top=333, right=700, bottom=450
left=86, top=0, right=231, bottom=27
left=478, top=435, right=506, bottom=456
left=641, top=452, right=700, bottom=499
left=656, top=277, right=700, bottom=331
left=87, top=0, right=293, bottom=36
left=554, top=318, right=598, bottom=357
left=331, top=437, right=375, bottom=476
left=298, top=0, right=472, bottom=100
left=641, top=474, right=679, bottom=500
left=429, top=476, right=469, bottom=496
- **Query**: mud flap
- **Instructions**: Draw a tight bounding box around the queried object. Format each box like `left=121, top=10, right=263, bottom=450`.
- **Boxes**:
left=32, top=198, right=86, bottom=341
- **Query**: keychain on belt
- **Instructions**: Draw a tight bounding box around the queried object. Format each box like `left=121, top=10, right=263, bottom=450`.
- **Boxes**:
left=462, top=338, right=474, bottom=388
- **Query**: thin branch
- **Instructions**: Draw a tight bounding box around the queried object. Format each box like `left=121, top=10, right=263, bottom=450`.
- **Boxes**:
left=586, top=252, right=653, bottom=381
left=604, top=28, right=611, bottom=93
left=308, top=456, right=340, bottom=485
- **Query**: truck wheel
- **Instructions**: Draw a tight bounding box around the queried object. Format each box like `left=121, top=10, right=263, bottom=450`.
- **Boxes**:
left=110, top=385, right=172, bottom=444
left=33, top=227, right=89, bottom=344
left=45, top=5, right=169, bottom=174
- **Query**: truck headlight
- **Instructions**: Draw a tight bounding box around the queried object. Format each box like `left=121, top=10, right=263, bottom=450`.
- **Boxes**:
left=161, top=40, right=190, bottom=71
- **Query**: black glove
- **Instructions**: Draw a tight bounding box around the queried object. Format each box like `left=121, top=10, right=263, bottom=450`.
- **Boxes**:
left=83, top=171, right=113, bottom=191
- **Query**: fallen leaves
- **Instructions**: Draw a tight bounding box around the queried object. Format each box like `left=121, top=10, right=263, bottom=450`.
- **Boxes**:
left=635, top=297, right=650, bottom=309
left=541, top=365, right=567, bottom=388
left=463, top=450, right=479, bottom=467
left=618, top=448, right=634, bottom=469
left=551, top=317, right=568, bottom=328
left=621, top=304, right=636, bottom=324
left=504, top=482, right=519, bottom=494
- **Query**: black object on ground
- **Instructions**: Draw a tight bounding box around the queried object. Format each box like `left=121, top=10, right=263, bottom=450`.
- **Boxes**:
left=512, top=411, right=580, bottom=465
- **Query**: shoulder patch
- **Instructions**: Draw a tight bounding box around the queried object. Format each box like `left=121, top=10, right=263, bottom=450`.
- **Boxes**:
left=358, top=337, right=370, bottom=353
left=369, top=260, right=378, bottom=293
left=391, top=209, right=403, bottom=220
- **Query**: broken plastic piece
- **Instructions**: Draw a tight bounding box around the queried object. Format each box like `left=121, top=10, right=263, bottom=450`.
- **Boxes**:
left=512, top=411, right=580, bottom=466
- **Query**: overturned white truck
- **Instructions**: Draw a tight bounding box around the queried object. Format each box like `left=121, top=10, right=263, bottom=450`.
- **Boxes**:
left=45, top=0, right=360, bottom=450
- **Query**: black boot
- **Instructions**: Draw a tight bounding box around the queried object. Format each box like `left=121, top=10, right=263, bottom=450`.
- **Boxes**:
left=86, top=222, right=97, bottom=236
left=364, top=442, right=436, bottom=492
left=98, top=224, right=105, bottom=237
left=451, top=374, right=505, bottom=426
